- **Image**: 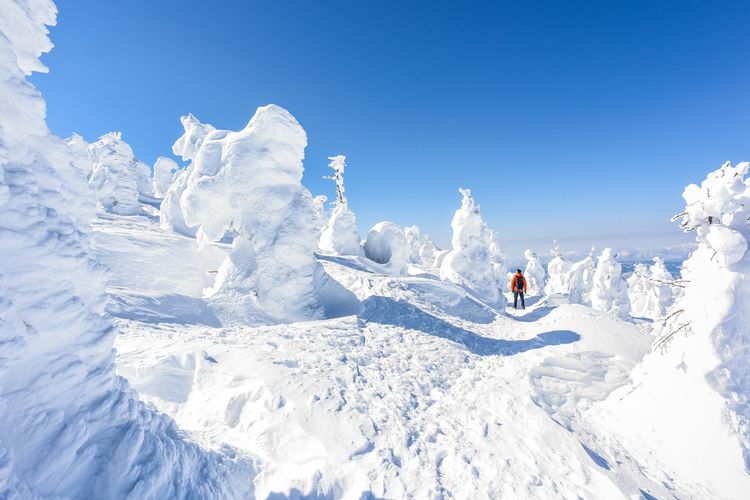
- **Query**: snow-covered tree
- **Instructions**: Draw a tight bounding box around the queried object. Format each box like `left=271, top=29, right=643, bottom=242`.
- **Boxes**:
left=0, top=3, right=249, bottom=495
left=626, top=263, right=651, bottom=317
left=312, top=194, right=328, bottom=239
left=628, top=258, right=675, bottom=320
left=319, top=155, right=362, bottom=255
left=404, top=225, right=423, bottom=264
left=177, top=104, right=331, bottom=325
left=523, top=249, right=546, bottom=296
left=66, top=133, right=93, bottom=178
left=160, top=114, right=215, bottom=237
left=419, top=236, right=441, bottom=268
left=567, top=248, right=596, bottom=305
left=590, top=248, right=630, bottom=318
left=544, top=239, right=572, bottom=295
left=152, top=156, right=178, bottom=198
left=87, top=132, right=144, bottom=214
left=440, top=188, right=506, bottom=310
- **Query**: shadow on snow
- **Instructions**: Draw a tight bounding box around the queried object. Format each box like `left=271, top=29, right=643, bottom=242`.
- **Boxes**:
left=360, top=296, right=579, bottom=356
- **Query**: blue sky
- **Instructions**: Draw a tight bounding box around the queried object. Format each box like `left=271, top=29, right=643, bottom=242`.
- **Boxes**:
left=34, top=1, right=750, bottom=258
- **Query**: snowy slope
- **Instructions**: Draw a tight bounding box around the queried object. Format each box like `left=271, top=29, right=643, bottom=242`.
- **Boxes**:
left=88, top=210, right=713, bottom=499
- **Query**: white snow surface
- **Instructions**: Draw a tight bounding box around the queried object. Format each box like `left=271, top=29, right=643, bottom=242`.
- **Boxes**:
left=0, top=3, right=250, bottom=497
left=152, top=156, right=178, bottom=198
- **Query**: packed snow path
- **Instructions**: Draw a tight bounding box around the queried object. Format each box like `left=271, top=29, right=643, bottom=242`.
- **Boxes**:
left=96, top=212, right=696, bottom=498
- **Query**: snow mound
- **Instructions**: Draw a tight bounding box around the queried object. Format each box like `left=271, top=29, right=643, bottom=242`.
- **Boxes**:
left=523, top=249, right=546, bottom=296
left=152, top=156, right=178, bottom=198
left=439, top=188, right=506, bottom=310
left=87, top=132, right=145, bottom=214
left=544, top=239, right=572, bottom=295
left=363, top=221, right=410, bottom=275
left=0, top=2, right=251, bottom=496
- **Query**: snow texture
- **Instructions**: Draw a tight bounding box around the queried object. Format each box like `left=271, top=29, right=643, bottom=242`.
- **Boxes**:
left=544, top=240, right=572, bottom=295
left=0, top=2, right=251, bottom=497
left=362, top=221, right=410, bottom=275
left=66, top=133, right=93, bottom=177
left=626, top=257, right=673, bottom=320
left=439, top=188, right=506, bottom=310
left=523, top=249, right=546, bottom=296
left=590, top=248, right=630, bottom=319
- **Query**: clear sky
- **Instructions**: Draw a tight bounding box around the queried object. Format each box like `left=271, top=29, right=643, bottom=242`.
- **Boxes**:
left=34, top=0, right=750, bottom=258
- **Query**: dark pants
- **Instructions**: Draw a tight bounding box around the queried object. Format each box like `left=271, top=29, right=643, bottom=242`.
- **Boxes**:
left=513, top=291, right=525, bottom=309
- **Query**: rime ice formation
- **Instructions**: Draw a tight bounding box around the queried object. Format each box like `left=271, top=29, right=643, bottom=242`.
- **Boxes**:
left=0, top=2, right=250, bottom=496
left=152, top=156, right=178, bottom=198
left=440, top=188, right=506, bottom=310
left=362, top=221, right=410, bottom=275
left=567, top=249, right=596, bottom=306
left=319, top=155, right=362, bottom=255
left=87, top=132, right=144, bottom=214
left=523, top=249, right=546, bottom=296
left=544, top=240, right=572, bottom=295
left=590, top=248, right=631, bottom=319
left=176, top=105, right=353, bottom=325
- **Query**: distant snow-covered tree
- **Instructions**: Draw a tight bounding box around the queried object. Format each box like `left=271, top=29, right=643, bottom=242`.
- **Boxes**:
left=319, top=155, right=362, bottom=255
left=567, top=249, right=596, bottom=305
left=591, top=248, right=631, bottom=319
left=523, top=249, right=546, bottom=296
left=419, top=236, right=442, bottom=268
left=440, top=188, right=506, bottom=310
left=544, top=240, right=572, bottom=295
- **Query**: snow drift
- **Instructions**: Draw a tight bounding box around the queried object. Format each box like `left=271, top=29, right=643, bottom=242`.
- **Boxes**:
left=0, top=2, right=250, bottom=497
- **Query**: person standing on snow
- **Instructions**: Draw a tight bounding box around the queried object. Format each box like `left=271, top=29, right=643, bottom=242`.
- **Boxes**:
left=511, top=269, right=527, bottom=310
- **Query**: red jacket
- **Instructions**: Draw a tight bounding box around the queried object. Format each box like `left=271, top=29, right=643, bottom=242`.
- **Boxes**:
left=511, top=272, right=527, bottom=292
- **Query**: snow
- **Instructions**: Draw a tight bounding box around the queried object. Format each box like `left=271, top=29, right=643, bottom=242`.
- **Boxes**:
left=523, top=249, right=546, bottom=296
left=152, top=156, right=178, bottom=198
left=544, top=240, right=572, bottom=295
left=567, top=249, right=596, bottom=306
left=439, top=188, right=507, bottom=310
left=3, top=2, right=750, bottom=497
left=319, top=155, right=362, bottom=255
left=87, top=132, right=144, bottom=214
left=0, top=3, right=250, bottom=497
left=590, top=248, right=631, bottom=319
left=362, top=221, right=410, bottom=275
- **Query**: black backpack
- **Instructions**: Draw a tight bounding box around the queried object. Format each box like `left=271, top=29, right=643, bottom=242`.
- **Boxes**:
left=515, top=275, right=524, bottom=291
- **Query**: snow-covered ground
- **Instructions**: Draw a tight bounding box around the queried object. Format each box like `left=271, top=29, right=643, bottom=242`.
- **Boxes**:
left=87, top=210, right=727, bottom=499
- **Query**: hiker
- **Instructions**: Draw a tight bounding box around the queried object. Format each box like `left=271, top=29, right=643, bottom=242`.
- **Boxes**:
left=511, top=269, right=527, bottom=310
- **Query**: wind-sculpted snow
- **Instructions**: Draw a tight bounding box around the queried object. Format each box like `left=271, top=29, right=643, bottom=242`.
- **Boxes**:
left=523, top=249, right=546, bottom=296
left=171, top=105, right=356, bottom=325
left=362, top=221, right=410, bottom=275
left=87, top=131, right=155, bottom=212
left=0, top=2, right=251, bottom=496
left=544, top=240, right=572, bottom=295
left=440, top=188, right=506, bottom=310
left=152, top=156, right=178, bottom=198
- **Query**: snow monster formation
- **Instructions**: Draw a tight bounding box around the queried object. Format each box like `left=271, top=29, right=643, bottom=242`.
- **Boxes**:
left=596, top=162, right=750, bottom=496
left=440, top=188, right=506, bottom=310
left=523, top=249, right=546, bottom=296
left=0, top=2, right=251, bottom=496
left=626, top=257, right=674, bottom=320
left=319, top=154, right=362, bottom=255
left=544, top=239, right=572, bottom=295
left=363, top=221, right=411, bottom=275
left=175, top=105, right=358, bottom=324
left=567, top=249, right=596, bottom=306
left=152, top=156, right=178, bottom=198
left=590, top=248, right=630, bottom=319
left=87, top=132, right=151, bottom=214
